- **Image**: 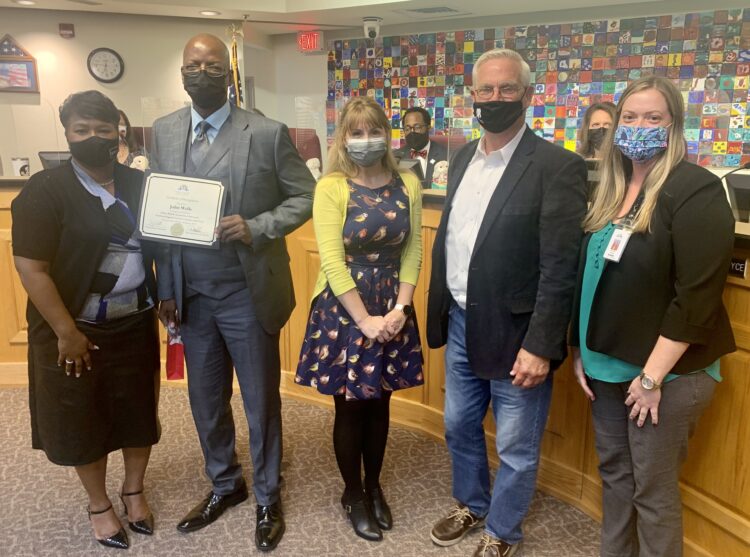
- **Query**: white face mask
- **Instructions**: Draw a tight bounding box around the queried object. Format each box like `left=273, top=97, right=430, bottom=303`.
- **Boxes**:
left=118, top=125, right=127, bottom=138
left=345, top=137, right=387, bottom=167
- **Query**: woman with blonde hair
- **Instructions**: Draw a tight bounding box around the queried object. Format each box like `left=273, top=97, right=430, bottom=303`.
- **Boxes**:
left=569, top=76, right=735, bottom=556
left=577, top=101, right=616, bottom=159
left=295, top=96, right=424, bottom=541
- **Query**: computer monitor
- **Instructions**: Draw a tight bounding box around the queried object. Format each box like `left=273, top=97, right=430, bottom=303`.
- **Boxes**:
left=39, top=151, right=72, bottom=170
left=726, top=172, right=750, bottom=222
left=397, top=158, right=424, bottom=183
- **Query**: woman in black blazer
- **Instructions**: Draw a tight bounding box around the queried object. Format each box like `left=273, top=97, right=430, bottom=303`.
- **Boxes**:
left=569, top=76, right=735, bottom=556
left=12, top=91, right=160, bottom=550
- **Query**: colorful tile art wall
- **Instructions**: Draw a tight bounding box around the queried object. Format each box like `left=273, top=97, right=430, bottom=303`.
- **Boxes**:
left=326, top=8, right=750, bottom=167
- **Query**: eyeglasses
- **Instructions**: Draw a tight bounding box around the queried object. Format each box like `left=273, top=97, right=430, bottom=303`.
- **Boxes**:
left=403, top=124, right=428, bottom=133
left=474, top=84, right=524, bottom=101
left=181, top=63, right=228, bottom=78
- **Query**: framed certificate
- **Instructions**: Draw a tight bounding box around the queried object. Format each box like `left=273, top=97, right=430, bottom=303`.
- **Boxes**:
left=137, top=171, right=226, bottom=248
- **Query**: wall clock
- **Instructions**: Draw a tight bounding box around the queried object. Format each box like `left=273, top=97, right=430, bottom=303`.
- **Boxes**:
left=87, top=47, right=124, bottom=83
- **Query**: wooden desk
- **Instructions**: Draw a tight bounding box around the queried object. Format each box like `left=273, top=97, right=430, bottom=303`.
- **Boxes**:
left=0, top=183, right=747, bottom=556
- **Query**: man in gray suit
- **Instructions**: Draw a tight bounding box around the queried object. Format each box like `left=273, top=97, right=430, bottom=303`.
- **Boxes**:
left=151, top=34, right=314, bottom=552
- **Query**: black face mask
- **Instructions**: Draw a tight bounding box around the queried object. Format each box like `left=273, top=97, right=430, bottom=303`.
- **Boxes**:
left=472, top=100, right=525, bottom=134
left=69, top=136, right=119, bottom=167
left=183, top=72, right=227, bottom=109
left=588, top=127, right=608, bottom=151
left=405, top=131, right=429, bottom=151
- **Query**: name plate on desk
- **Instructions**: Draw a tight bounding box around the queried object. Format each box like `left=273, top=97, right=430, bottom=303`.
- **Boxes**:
left=729, top=257, right=748, bottom=279
left=137, top=171, right=226, bottom=248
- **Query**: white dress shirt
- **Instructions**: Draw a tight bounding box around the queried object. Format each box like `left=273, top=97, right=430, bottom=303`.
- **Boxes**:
left=445, top=125, right=526, bottom=308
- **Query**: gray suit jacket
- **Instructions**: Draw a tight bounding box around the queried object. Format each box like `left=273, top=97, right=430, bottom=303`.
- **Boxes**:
left=150, top=105, right=314, bottom=334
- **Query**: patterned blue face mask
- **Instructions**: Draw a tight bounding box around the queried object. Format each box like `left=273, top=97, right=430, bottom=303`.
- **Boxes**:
left=613, top=125, right=670, bottom=162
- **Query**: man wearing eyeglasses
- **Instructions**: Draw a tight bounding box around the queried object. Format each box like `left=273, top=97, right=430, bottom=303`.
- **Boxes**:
left=427, top=49, right=587, bottom=557
left=150, top=33, right=314, bottom=552
left=393, top=107, right=448, bottom=188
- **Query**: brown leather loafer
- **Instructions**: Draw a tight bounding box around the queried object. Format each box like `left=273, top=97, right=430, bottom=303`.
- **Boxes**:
left=472, top=533, right=518, bottom=557
left=430, top=503, right=485, bottom=547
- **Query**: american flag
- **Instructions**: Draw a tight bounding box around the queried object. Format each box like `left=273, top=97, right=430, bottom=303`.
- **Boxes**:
left=7, top=63, right=30, bottom=87
left=0, top=35, right=29, bottom=58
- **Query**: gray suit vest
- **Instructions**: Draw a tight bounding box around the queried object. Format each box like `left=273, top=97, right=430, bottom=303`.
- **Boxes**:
left=181, top=118, right=247, bottom=299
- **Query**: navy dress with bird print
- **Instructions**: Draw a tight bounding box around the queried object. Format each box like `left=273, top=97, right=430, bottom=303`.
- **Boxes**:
left=295, top=175, right=424, bottom=400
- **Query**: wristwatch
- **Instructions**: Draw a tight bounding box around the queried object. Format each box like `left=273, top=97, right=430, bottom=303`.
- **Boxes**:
left=394, top=303, right=413, bottom=316
left=639, top=372, right=662, bottom=391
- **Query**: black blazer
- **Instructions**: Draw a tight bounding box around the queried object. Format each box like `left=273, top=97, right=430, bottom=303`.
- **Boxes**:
left=569, top=160, right=736, bottom=373
left=11, top=163, right=157, bottom=343
left=427, top=127, right=588, bottom=380
left=394, top=140, right=449, bottom=187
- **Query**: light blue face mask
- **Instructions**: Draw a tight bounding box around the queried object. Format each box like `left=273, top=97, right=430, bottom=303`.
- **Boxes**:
left=346, top=138, right=387, bottom=167
left=613, top=125, right=670, bottom=162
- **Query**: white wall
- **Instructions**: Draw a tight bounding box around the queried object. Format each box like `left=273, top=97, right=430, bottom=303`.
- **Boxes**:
left=0, top=8, right=240, bottom=176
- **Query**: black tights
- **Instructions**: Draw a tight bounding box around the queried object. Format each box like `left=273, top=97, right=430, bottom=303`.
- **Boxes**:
left=333, top=391, right=392, bottom=501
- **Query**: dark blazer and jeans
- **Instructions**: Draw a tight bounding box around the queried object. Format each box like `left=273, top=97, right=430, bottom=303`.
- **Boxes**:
left=427, top=127, right=587, bottom=543
left=151, top=105, right=314, bottom=505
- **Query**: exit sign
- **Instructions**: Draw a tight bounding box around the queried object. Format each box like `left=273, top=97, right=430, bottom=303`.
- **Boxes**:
left=297, top=31, right=324, bottom=53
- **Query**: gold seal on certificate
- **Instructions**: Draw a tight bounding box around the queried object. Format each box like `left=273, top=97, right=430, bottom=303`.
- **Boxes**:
left=137, top=171, right=226, bottom=248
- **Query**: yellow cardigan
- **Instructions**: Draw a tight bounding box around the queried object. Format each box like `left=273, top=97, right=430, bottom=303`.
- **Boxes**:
left=311, top=171, right=423, bottom=301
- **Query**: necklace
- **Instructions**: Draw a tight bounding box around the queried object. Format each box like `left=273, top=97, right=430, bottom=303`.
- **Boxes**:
left=98, top=178, right=115, bottom=187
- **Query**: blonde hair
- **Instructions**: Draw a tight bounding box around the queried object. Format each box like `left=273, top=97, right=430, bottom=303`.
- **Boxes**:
left=472, top=48, right=531, bottom=88
left=325, top=97, right=399, bottom=179
left=583, top=77, right=686, bottom=234
left=577, top=102, right=616, bottom=158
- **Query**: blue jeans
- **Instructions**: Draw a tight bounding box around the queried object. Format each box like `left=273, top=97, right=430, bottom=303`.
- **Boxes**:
left=443, top=303, right=553, bottom=544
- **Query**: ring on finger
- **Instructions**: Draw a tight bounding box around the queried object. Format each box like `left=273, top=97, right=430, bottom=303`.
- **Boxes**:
left=65, top=359, right=74, bottom=365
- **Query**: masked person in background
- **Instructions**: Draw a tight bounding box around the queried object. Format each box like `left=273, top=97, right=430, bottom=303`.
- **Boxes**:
left=150, top=33, right=314, bottom=552
left=577, top=102, right=616, bottom=159
left=426, top=48, right=587, bottom=557
left=117, top=109, right=148, bottom=168
left=569, top=76, right=735, bottom=557
left=12, top=90, right=160, bottom=550
left=393, top=106, right=448, bottom=187
left=295, top=97, right=424, bottom=542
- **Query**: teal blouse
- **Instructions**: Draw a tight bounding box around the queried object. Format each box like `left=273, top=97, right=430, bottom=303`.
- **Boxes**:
left=579, top=223, right=721, bottom=384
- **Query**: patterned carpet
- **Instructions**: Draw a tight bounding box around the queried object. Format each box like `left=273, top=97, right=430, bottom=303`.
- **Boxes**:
left=0, top=385, right=600, bottom=556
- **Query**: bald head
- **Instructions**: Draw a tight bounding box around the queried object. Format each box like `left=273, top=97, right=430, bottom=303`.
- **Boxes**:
left=183, top=33, right=230, bottom=67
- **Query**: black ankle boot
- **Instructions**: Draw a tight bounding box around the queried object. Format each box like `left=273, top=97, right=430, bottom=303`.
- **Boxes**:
left=341, top=492, right=382, bottom=542
left=366, top=486, right=392, bottom=530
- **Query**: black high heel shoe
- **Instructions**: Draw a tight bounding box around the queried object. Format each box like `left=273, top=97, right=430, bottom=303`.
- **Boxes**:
left=366, top=486, right=393, bottom=530
left=341, top=492, right=382, bottom=542
left=119, top=490, right=154, bottom=535
left=87, top=504, right=129, bottom=549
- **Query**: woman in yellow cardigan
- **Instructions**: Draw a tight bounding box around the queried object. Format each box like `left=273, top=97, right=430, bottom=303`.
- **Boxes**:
left=295, top=97, right=423, bottom=541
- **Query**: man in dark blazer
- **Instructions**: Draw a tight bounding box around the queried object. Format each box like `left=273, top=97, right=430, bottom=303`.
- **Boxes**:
left=152, top=34, right=314, bottom=552
left=393, top=106, right=449, bottom=187
left=427, top=49, right=587, bottom=557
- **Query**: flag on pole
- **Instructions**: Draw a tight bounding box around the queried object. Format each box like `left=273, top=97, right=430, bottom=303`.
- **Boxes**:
left=228, top=32, right=243, bottom=108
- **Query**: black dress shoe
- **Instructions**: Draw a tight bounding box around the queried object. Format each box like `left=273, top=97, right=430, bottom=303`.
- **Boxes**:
left=120, top=489, right=154, bottom=535
left=176, top=482, right=248, bottom=533
left=255, top=502, right=285, bottom=552
left=87, top=504, right=129, bottom=550
left=367, top=486, right=393, bottom=530
left=342, top=493, right=382, bottom=542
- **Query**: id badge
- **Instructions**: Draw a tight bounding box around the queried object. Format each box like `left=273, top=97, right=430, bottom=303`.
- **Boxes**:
left=603, top=226, right=632, bottom=262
